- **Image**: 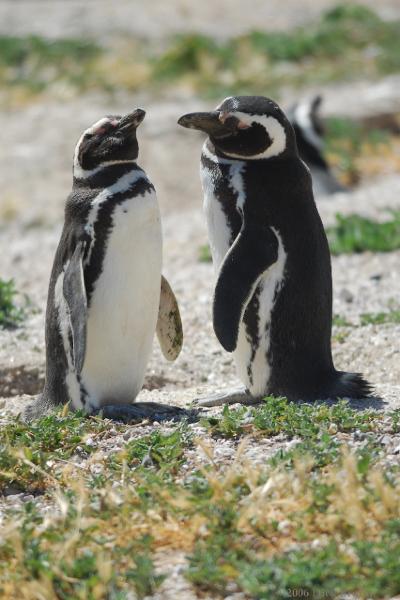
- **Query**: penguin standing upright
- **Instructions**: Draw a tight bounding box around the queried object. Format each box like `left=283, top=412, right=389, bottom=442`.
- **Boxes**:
left=26, top=109, right=183, bottom=421
left=178, top=96, right=371, bottom=406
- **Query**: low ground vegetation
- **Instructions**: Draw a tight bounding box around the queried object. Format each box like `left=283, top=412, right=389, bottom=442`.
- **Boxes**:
left=1, top=4, right=399, bottom=106
left=1, top=399, right=400, bottom=598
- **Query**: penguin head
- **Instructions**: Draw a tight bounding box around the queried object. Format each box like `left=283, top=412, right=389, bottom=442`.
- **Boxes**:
left=178, top=96, right=296, bottom=160
left=73, top=109, right=146, bottom=175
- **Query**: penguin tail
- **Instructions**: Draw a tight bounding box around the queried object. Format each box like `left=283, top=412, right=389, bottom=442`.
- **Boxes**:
left=330, top=371, right=373, bottom=400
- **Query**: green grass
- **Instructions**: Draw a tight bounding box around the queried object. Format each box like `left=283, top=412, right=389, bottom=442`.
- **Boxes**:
left=327, top=212, right=400, bottom=255
left=0, top=412, right=193, bottom=494
left=0, top=278, right=25, bottom=328
left=333, top=309, right=400, bottom=328
left=1, top=4, right=399, bottom=105
left=325, top=116, right=393, bottom=185
left=0, top=35, right=102, bottom=94
left=202, top=397, right=380, bottom=439
left=0, top=411, right=109, bottom=493
left=1, top=400, right=400, bottom=598
left=187, top=528, right=400, bottom=599
left=198, top=244, right=212, bottom=263
left=151, top=4, right=400, bottom=96
left=332, top=314, right=352, bottom=327
left=360, top=310, right=400, bottom=326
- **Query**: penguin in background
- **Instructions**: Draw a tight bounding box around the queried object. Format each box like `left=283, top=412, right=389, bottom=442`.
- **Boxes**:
left=288, top=95, right=347, bottom=197
left=25, top=109, right=183, bottom=421
left=178, top=96, right=371, bottom=406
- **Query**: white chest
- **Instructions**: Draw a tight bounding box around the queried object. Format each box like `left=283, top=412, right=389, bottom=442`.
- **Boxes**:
left=200, top=149, right=245, bottom=271
left=201, top=165, right=232, bottom=270
left=80, top=188, right=162, bottom=409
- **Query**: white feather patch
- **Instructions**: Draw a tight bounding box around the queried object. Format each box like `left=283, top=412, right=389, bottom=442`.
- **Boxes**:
left=220, top=111, right=287, bottom=160
left=294, top=101, right=323, bottom=151
left=84, top=168, right=148, bottom=266
left=238, top=228, right=286, bottom=396
left=201, top=143, right=245, bottom=269
left=54, top=268, right=84, bottom=410
left=80, top=187, right=162, bottom=409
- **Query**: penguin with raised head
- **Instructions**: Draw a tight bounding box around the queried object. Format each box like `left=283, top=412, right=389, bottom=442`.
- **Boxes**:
left=178, top=96, right=371, bottom=406
left=25, top=109, right=183, bottom=421
left=288, top=95, right=347, bottom=197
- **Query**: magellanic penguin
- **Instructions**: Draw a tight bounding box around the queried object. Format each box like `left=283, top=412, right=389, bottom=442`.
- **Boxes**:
left=25, top=110, right=183, bottom=421
left=178, top=96, right=371, bottom=406
left=288, top=95, right=347, bottom=197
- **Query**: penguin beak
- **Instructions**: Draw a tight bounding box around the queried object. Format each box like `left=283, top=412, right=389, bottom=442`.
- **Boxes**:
left=119, top=109, right=146, bottom=132
left=178, top=111, right=238, bottom=138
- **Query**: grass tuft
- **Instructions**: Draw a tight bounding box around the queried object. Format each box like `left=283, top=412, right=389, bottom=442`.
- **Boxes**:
left=0, top=412, right=108, bottom=493
left=327, top=212, right=400, bottom=255
left=1, top=5, right=400, bottom=105
left=0, top=279, right=25, bottom=328
left=360, top=310, right=400, bottom=326
left=325, top=116, right=397, bottom=185
left=198, top=244, right=212, bottom=263
left=1, top=399, right=400, bottom=598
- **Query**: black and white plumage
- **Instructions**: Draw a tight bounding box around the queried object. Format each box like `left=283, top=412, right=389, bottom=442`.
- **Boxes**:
left=178, top=96, right=371, bottom=406
left=288, top=95, right=347, bottom=197
left=26, top=110, right=183, bottom=420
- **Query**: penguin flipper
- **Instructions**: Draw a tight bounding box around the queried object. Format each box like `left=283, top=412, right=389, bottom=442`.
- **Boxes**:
left=156, top=275, right=183, bottom=361
left=213, top=223, right=278, bottom=352
left=63, top=241, right=87, bottom=374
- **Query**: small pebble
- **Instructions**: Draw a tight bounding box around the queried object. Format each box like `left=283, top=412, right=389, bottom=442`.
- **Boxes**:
left=339, top=288, right=353, bottom=303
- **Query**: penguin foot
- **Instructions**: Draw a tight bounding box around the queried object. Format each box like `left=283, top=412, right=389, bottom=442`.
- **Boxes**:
left=195, top=387, right=262, bottom=408
left=95, top=402, right=198, bottom=424
left=22, top=395, right=53, bottom=422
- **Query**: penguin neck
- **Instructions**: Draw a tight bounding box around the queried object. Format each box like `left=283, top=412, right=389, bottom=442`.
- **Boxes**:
left=203, top=140, right=243, bottom=165
left=73, top=161, right=141, bottom=190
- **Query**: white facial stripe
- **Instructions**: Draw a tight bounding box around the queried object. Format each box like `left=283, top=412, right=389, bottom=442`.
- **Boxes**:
left=86, top=117, right=113, bottom=135
left=294, top=102, right=323, bottom=151
left=84, top=168, right=147, bottom=266
left=73, top=118, right=110, bottom=169
left=221, top=111, right=287, bottom=160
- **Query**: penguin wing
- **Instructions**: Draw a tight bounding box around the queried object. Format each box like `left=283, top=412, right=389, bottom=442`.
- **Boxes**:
left=156, top=275, right=183, bottom=361
left=63, top=240, right=87, bottom=373
left=213, top=223, right=279, bottom=353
